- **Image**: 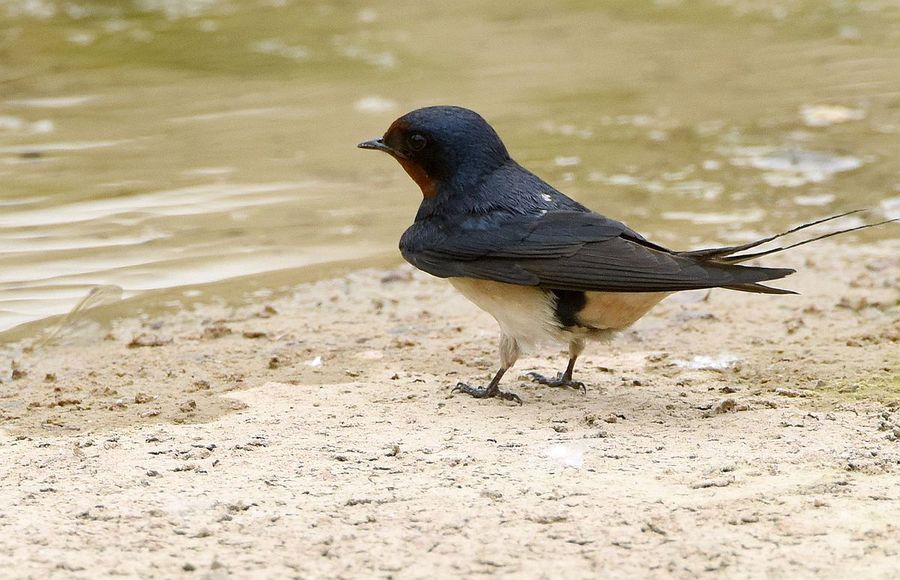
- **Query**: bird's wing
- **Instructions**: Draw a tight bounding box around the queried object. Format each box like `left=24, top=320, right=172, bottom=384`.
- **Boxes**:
left=400, top=211, right=794, bottom=293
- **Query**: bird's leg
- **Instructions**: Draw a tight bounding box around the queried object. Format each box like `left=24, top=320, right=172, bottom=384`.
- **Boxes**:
left=452, top=334, right=522, bottom=404
left=528, top=339, right=587, bottom=393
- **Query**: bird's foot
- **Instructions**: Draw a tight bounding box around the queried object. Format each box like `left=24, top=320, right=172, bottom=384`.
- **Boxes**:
left=527, top=372, right=586, bottom=394
left=452, top=382, right=522, bottom=405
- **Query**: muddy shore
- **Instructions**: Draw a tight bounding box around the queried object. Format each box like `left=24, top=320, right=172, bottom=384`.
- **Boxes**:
left=1, top=240, right=898, bottom=578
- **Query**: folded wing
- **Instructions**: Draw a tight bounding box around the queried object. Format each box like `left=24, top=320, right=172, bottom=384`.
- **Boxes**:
left=401, top=211, right=797, bottom=294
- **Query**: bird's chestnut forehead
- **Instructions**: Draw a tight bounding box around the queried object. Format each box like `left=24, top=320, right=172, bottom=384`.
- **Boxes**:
left=385, top=118, right=411, bottom=139
left=385, top=115, right=441, bottom=139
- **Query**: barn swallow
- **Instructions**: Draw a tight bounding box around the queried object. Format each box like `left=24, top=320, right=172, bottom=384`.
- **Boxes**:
left=359, top=106, right=895, bottom=404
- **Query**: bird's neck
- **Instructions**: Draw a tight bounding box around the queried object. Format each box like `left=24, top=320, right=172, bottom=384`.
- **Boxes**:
left=413, top=157, right=514, bottom=221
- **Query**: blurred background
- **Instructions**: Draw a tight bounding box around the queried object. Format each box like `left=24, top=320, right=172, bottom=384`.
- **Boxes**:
left=0, top=0, right=898, bottom=339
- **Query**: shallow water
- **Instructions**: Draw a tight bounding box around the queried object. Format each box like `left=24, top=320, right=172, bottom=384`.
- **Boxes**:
left=1, top=0, right=898, bottom=337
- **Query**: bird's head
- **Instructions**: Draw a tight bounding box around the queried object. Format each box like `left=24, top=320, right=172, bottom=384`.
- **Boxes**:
left=358, top=106, right=510, bottom=198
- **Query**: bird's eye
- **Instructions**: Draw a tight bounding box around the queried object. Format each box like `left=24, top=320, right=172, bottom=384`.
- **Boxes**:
left=408, top=133, right=427, bottom=151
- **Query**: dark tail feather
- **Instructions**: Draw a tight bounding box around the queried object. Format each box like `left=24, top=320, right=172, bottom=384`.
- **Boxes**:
left=683, top=212, right=895, bottom=295
left=672, top=210, right=895, bottom=295
left=719, top=263, right=796, bottom=295
left=722, top=282, right=798, bottom=295
left=722, top=218, right=897, bottom=264
left=678, top=209, right=866, bottom=260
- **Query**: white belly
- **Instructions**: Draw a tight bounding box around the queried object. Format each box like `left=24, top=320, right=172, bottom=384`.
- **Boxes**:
left=448, top=278, right=560, bottom=348
left=448, top=278, right=668, bottom=348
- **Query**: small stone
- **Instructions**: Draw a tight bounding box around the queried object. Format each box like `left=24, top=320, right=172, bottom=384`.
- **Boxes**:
left=257, top=305, right=277, bottom=318
left=202, top=324, right=232, bottom=339
left=712, top=399, right=737, bottom=414
left=128, top=334, right=173, bottom=348
left=775, top=388, right=805, bottom=398
left=190, top=380, right=211, bottom=391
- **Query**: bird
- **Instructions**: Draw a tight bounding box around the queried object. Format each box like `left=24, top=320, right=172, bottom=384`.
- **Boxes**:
left=358, top=106, right=894, bottom=404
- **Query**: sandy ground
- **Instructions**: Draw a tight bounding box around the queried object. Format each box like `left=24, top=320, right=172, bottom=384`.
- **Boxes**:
left=0, top=240, right=898, bottom=579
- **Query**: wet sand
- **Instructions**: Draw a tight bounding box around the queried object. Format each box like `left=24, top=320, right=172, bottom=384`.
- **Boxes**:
left=1, top=240, right=898, bottom=578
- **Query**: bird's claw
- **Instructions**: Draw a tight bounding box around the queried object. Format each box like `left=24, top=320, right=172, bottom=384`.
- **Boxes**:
left=527, top=372, right=587, bottom=394
left=452, top=382, right=523, bottom=405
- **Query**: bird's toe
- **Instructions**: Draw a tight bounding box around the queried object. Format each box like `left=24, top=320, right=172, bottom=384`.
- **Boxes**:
left=527, top=372, right=587, bottom=394
left=451, top=382, right=522, bottom=404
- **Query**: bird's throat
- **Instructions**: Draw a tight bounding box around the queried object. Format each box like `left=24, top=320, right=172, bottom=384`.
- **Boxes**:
left=397, top=158, right=437, bottom=198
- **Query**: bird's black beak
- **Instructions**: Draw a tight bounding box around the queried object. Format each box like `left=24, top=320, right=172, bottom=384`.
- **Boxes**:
left=357, top=138, right=406, bottom=159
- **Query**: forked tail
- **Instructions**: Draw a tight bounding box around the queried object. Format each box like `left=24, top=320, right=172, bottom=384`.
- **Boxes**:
left=677, top=210, right=897, bottom=294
